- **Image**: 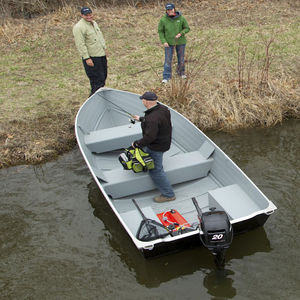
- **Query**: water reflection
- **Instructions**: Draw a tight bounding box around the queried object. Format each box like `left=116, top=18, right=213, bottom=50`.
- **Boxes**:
left=203, top=268, right=236, bottom=299
left=88, top=180, right=272, bottom=292
left=0, top=205, right=32, bottom=259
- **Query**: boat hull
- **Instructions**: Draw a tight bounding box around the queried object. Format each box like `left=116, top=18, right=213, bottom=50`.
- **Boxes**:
left=141, top=212, right=270, bottom=258
left=75, top=88, right=277, bottom=258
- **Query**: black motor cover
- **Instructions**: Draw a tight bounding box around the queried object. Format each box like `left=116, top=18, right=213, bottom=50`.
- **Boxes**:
left=200, top=210, right=233, bottom=253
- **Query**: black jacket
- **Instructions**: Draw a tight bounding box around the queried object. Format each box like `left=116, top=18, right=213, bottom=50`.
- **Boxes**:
left=134, top=103, right=172, bottom=152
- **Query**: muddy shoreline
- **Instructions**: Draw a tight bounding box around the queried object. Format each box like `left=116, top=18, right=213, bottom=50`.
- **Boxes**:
left=1, top=112, right=299, bottom=170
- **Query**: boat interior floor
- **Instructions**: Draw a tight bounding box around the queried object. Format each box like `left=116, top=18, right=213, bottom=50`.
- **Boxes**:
left=113, top=175, right=220, bottom=227
left=113, top=173, right=263, bottom=229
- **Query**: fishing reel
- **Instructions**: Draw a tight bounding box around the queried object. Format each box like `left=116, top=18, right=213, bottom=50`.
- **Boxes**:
left=128, top=118, right=135, bottom=128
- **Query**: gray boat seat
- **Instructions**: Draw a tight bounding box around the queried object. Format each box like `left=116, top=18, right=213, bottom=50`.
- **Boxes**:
left=208, top=184, right=261, bottom=220
left=103, top=151, right=214, bottom=199
left=85, top=123, right=142, bottom=153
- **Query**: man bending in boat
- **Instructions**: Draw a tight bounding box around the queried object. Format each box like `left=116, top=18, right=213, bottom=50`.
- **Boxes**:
left=132, top=92, right=176, bottom=203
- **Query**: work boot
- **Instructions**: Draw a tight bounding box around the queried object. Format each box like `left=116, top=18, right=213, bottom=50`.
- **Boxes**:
left=154, top=195, right=176, bottom=203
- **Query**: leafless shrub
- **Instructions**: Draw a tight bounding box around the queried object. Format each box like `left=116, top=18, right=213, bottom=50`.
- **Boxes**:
left=161, top=39, right=217, bottom=106
left=236, top=31, right=276, bottom=95
left=0, top=0, right=161, bottom=19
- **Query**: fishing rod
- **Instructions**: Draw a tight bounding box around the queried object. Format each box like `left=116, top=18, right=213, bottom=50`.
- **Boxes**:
left=101, top=94, right=136, bottom=124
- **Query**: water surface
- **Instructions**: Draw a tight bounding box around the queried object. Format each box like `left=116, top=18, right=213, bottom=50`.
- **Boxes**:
left=1, top=120, right=299, bottom=299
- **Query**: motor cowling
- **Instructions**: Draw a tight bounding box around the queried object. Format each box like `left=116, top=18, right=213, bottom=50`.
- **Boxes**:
left=200, top=210, right=233, bottom=256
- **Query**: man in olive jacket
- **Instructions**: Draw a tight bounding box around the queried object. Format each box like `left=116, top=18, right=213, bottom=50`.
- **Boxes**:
left=73, top=7, right=107, bottom=96
left=158, top=3, right=190, bottom=83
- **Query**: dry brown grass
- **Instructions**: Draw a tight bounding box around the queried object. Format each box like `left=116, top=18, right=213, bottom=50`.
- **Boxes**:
left=0, top=0, right=299, bottom=168
left=159, top=73, right=300, bottom=132
left=157, top=33, right=300, bottom=131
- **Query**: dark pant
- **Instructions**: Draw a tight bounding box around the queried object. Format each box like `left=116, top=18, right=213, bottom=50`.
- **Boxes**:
left=163, top=44, right=186, bottom=80
left=83, top=56, right=107, bottom=96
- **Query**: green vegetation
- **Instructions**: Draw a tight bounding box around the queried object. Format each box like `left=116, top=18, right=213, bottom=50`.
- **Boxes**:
left=0, top=1, right=299, bottom=168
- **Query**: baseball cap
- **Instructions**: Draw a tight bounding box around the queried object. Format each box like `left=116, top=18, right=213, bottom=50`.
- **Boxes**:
left=165, top=3, right=175, bottom=10
left=81, top=7, right=92, bottom=15
left=139, top=92, right=158, bottom=101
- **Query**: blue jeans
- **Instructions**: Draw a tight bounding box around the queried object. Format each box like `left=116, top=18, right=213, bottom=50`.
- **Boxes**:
left=163, top=44, right=186, bottom=80
left=145, top=147, right=175, bottom=198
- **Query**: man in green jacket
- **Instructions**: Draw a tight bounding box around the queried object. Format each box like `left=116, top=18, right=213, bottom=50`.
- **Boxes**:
left=158, top=3, right=190, bottom=83
left=73, top=7, right=107, bottom=96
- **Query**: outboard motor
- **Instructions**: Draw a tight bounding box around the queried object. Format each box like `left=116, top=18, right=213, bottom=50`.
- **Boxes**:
left=192, top=198, right=233, bottom=268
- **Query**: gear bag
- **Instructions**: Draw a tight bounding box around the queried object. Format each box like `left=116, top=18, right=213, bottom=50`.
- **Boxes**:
left=119, top=147, right=155, bottom=173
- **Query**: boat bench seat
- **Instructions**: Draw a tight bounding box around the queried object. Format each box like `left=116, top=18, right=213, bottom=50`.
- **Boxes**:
left=103, top=151, right=214, bottom=199
left=85, top=123, right=142, bottom=153
left=208, top=184, right=261, bottom=220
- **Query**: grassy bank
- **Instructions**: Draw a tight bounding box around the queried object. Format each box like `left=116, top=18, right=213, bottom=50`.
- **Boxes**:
left=0, top=0, right=299, bottom=168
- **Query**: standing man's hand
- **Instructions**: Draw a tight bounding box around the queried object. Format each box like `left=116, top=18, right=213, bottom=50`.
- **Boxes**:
left=175, top=33, right=182, bottom=39
left=86, top=58, right=94, bottom=67
left=163, top=42, right=169, bottom=47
